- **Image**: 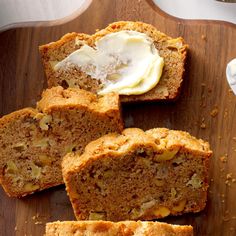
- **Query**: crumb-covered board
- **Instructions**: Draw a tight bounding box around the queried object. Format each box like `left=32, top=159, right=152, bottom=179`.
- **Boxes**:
left=0, top=0, right=236, bottom=235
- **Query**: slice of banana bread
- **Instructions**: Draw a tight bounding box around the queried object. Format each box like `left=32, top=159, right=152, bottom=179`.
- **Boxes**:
left=62, top=128, right=212, bottom=221
left=45, top=221, right=193, bottom=236
left=0, top=86, right=123, bottom=197
left=39, top=21, right=188, bottom=102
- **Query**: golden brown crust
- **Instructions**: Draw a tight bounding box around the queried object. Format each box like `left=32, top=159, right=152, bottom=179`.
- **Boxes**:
left=63, top=128, right=211, bottom=171
left=0, top=86, right=123, bottom=197
left=62, top=128, right=212, bottom=221
left=0, top=108, right=37, bottom=128
left=39, top=21, right=188, bottom=102
left=45, top=221, right=193, bottom=236
left=37, top=86, right=121, bottom=114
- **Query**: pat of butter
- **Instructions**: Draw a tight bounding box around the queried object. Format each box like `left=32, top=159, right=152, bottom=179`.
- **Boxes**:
left=55, top=30, right=164, bottom=95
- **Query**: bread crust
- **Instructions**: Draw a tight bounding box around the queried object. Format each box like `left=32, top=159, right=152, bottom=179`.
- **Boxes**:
left=45, top=220, right=193, bottom=236
left=39, top=21, right=188, bottom=102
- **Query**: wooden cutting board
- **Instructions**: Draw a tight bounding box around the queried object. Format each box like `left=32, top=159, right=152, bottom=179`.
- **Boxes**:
left=0, top=0, right=236, bottom=235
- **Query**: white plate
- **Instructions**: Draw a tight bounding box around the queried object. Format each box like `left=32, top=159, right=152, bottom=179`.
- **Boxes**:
left=0, top=0, right=92, bottom=32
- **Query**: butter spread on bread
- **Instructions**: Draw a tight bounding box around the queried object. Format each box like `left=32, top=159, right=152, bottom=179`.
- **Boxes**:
left=55, top=30, right=164, bottom=95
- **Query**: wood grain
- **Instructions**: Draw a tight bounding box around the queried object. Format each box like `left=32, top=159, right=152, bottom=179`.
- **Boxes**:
left=0, top=0, right=236, bottom=235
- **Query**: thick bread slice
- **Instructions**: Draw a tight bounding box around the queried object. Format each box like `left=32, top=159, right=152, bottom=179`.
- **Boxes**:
left=39, top=21, right=188, bottom=102
left=45, top=221, right=193, bottom=236
left=0, top=86, right=123, bottom=197
left=62, top=128, right=212, bottom=221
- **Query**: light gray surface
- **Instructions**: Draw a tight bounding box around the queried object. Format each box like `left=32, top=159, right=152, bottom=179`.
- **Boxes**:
left=0, top=0, right=91, bottom=32
left=154, top=0, right=236, bottom=24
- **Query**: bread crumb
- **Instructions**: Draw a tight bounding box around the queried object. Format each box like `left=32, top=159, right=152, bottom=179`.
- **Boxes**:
left=220, top=167, right=225, bottom=172
left=14, top=226, right=18, bottom=231
left=200, top=122, right=206, bottom=129
left=233, top=137, right=236, bottom=142
left=219, top=156, right=227, bottom=163
left=201, top=35, right=207, bottom=40
left=226, top=173, right=233, bottom=180
left=224, top=109, right=228, bottom=118
left=95, top=29, right=100, bottom=32
left=201, top=83, right=206, bottom=87
left=210, top=108, right=218, bottom=117
left=35, top=221, right=43, bottom=225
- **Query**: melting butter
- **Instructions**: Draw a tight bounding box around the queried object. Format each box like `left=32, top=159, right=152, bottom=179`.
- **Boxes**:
left=55, top=30, right=164, bottom=95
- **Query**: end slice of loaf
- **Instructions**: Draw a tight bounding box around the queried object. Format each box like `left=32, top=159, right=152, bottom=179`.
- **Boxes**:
left=0, top=86, right=123, bottom=197
left=45, top=220, right=193, bottom=236
left=62, top=128, right=212, bottom=221
left=39, top=21, right=188, bottom=102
